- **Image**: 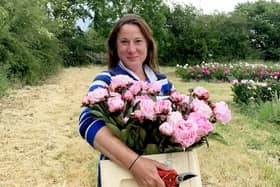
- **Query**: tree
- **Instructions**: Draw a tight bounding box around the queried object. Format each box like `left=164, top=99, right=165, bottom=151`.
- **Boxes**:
left=235, top=1, right=280, bottom=61
left=0, top=0, right=62, bottom=84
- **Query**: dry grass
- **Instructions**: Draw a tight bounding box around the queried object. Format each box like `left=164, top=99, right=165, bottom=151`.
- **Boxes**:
left=0, top=65, right=279, bottom=186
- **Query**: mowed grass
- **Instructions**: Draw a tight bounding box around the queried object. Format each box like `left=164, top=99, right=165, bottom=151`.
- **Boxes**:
left=88, top=66, right=279, bottom=187
left=160, top=66, right=280, bottom=187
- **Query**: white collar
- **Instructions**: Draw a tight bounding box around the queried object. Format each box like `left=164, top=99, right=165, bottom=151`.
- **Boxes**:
left=118, top=61, right=157, bottom=82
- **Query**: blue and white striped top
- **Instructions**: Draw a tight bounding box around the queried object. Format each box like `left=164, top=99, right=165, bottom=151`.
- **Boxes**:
left=79, top=61, right=174, bottom=147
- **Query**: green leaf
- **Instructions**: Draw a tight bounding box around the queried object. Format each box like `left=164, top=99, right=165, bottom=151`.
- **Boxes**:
left=120, top=129, right=129, bottom=143
left=144, top=144, right=160, bottom=155
left=106, top=123, right=121, bottom=139
left=208, top=132, right=228, bottom=145
left=139, top=128, right=147, bottom=142
left=127, top=134, right=135, bottom=148
left=90, top=110, right=106, bottom=119
left=164, top=145, right=184, bottom=153
left=115, top=115, right=124, bottom=126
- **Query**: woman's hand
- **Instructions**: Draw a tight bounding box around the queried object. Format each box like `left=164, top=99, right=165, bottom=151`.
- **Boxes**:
left=130, top=156, right=169, bottom=187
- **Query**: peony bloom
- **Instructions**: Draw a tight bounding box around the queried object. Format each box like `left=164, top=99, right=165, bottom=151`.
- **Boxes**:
left=159, top=122, right=174, bottom=136
left=173, top=120, right=197, bottom=148
left=147, top=82, right=161, bottom=95
left=213, top=101, right=231, bottom=123
left=170, top=92, right=185, bottom=103
left=129, top=80, right=145, bottom=95
left=186, top=112, right=213, bottom=142
left=179, top=95, right=191, bottom=105
left=139, top=98, right=156, bottom=121
left=110, top=75, right=134, bottom=91
left=193, top=86, right=209, bottom=100
left=154, top=100, right=172, bottom=115
left=107, top=96, right=124, bottom=113
left=123, top=90, right=134, bottom=102
left=132, top=109, right=144, bottom=122
left=87, top=87, right=109, bottom=104
left=166, top=111, right=184, bottom=129
left=191, top=99, right=212, bottom=118
left=82, top=96, right=90, bottom=106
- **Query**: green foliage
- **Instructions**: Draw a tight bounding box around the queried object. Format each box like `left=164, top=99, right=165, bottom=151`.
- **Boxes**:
left=62, top=28, right=106, bottom=66
left=231, top=82, right=255, bottom=105
left=0, top=0, right=62, bottom=93
left=235, top=1, right=280, bottom=61
left=231, top=80, right=280, bottom=105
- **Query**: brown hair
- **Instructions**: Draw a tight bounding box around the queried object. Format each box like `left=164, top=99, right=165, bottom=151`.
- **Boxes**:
left=107, top=14, right=159, bottom=71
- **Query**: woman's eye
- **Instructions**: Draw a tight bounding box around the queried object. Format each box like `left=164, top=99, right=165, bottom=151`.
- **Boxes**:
left=120, top=40, right=128, bottom=44
left=136, top=40, right=142, bottom=43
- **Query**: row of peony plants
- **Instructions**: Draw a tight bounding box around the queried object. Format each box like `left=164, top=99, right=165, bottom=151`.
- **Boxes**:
left=231, top=80, right=280, bottom=104
left=175, top=62, right=280, bottom=82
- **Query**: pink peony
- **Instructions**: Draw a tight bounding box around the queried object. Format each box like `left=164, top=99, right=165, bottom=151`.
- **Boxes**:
left=173, top=120, right=197, bottom=148
left=134, top=95, right=151, bottom=104
left=166, top=111, right=184, bottom=129
left=186, top=112, right=213, bottom=142
left=180, top=95, right=191, bottom=105
left=213, top=101, right=232, bottom=123
left=146, top=82, right=161, bottom=95
left=132, top=110, right=144, bottom=122
left=154, top=100, right=172, bottom=115
left=82, top=96, right=90, bottom=106
left=107, top=96, right=124, bottom=113
left=159, top=122, right=174, bottom=136
left=191, top=98, right=212, bottom=118
left=129, top=80, right=145, bottom=95
left=170, top=92, right=185, bottom=103
left=193, top=86, right=209, bottom=100
left=110, top=75, right=134, bottom=91
left=87, top=87, right=108, bottom=104
left=123, top=90, right=134, bottom=102
left=139, top=98, right=156, bottom=121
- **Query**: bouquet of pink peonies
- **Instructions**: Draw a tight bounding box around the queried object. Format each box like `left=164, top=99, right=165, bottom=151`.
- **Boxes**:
left=82, top=75, right=231, bottom=155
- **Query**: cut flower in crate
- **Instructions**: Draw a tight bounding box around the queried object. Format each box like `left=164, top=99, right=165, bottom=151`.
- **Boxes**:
left=82, top=75, right=231, bottom=155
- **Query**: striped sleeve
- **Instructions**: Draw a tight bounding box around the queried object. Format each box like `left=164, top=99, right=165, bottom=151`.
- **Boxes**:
left=78, top=71, right=112, bottom=147
left=155, top=72, right=175, bottom=95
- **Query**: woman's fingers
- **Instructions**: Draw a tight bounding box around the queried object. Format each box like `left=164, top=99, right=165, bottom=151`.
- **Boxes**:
left=130, top=157, right=166, bottom=187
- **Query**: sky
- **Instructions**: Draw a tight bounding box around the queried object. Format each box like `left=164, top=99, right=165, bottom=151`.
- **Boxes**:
left=169, top=0, right=279, bottom=14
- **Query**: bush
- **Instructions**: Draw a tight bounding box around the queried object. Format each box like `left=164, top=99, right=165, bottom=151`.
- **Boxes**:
left=0, top=0, right=62, bottom=88
left=231, top=80, right=280, bottom=105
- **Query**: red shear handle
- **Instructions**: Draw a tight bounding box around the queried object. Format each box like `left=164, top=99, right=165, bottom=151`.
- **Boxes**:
left=157, top=169, right=179, bottom=187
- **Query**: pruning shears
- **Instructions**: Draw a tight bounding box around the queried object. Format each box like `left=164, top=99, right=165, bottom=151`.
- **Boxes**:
left=158, top=169, right=197, bottom=187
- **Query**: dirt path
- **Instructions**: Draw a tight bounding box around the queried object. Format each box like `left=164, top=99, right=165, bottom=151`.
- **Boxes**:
left=0, top=66, right=104, bottom=187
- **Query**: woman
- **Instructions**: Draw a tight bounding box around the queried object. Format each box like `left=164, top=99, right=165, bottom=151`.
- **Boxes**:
left=79, top=14, right=174, bottom=187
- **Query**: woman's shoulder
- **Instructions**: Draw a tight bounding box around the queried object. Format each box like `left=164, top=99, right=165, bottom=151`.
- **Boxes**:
left=154, top=71, right=168, bottom=80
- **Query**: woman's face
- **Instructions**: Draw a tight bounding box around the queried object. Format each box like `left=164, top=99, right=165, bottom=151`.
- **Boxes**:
left=117, top=24, right=148, bottom=70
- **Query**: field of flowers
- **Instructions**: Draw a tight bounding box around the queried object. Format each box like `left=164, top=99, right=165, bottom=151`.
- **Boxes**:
left=176, top=62, right=280, bottom=104
left=175, top=62, right=280, bottom=82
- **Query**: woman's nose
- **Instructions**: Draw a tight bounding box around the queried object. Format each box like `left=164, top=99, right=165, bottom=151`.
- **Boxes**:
left=127, top=42, right=136, bottom=53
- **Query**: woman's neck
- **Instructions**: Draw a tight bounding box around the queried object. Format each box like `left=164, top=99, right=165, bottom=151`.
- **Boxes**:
left=133, top=68, right=146, bottom=81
